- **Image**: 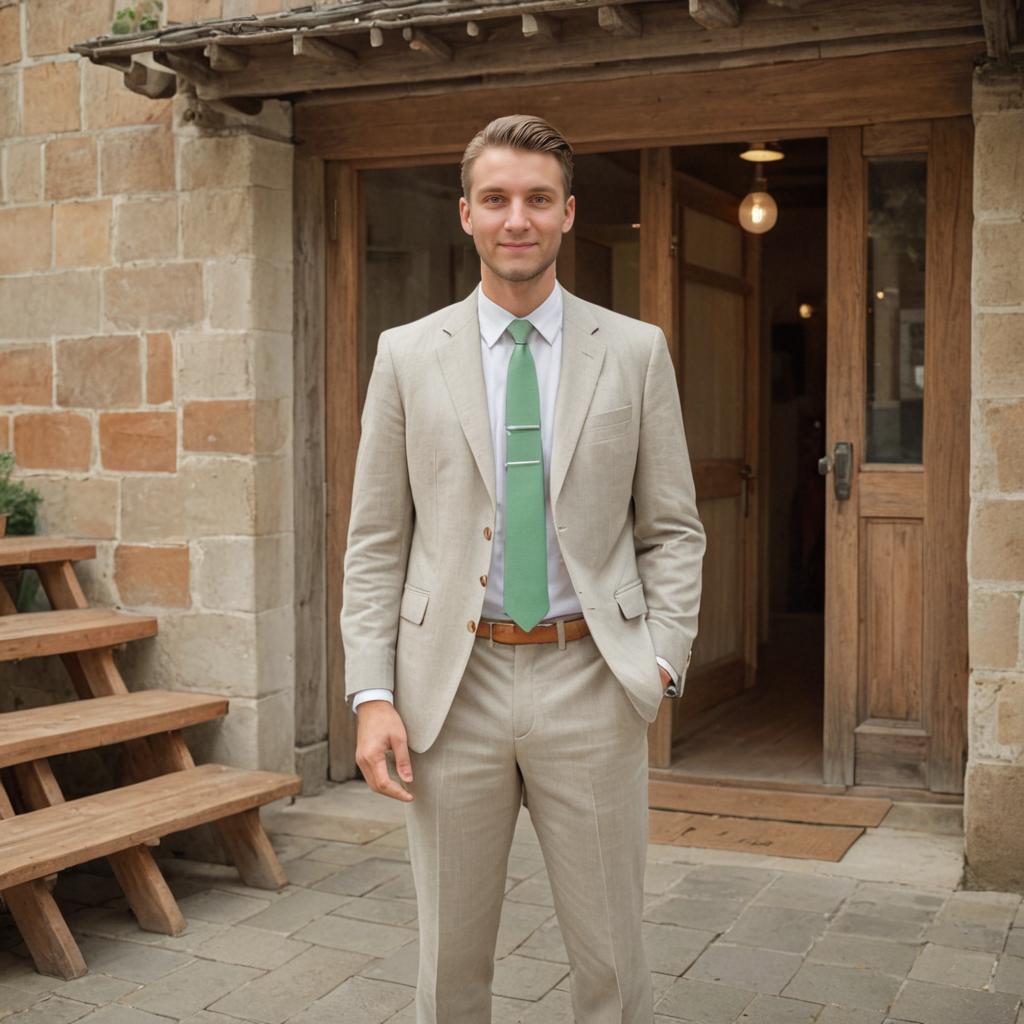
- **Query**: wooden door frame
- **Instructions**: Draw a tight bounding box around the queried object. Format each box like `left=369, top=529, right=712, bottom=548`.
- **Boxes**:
left=321, top=48, right=976, bottom=781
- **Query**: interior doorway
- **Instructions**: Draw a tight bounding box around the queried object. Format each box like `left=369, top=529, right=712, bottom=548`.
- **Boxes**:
left=653, top=139, right=829, bottom=787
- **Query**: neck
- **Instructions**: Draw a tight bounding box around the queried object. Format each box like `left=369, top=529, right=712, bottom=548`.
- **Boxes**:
left=479, top=265, right=557, bottom=317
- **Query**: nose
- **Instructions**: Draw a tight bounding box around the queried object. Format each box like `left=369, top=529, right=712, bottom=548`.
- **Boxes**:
left=504, top=198, right=530, bottom=230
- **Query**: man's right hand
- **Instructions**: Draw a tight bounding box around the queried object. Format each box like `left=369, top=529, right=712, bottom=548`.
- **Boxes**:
left=355, top=701, right=415, bottom=802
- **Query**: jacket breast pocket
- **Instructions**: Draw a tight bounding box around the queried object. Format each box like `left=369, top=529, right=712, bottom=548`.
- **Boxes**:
left=614, top=578, right=648, bottom=620
left=581, top=403, right=633, bottom=442
left=399, top=583, right=429, bottom=625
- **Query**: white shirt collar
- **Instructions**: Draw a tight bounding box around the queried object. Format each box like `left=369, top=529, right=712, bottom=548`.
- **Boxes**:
left=477, top=279, right=562, bottom=349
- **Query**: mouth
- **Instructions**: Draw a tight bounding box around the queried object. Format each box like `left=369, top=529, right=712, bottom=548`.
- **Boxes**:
left=499, top=242, right=537, bottom=250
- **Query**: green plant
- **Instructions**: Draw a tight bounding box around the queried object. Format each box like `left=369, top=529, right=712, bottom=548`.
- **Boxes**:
left=0, top=452, right=41, bottom=536
left=112, top=0, right=163, bottom=35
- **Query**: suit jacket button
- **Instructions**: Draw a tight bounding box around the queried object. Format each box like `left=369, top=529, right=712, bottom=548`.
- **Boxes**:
left=483, top=526, right=492, bottom=540
left=467, top=620, right=477, bottom=633
left=480, top=574, right=487, bottom=586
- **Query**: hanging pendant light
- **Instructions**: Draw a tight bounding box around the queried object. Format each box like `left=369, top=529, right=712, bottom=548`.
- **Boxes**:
left=738, top=140, right=782, bottom=234
left=739, top=166, right=778, bottom=234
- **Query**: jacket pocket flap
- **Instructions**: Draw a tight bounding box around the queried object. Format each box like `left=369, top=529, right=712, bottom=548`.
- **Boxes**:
left=584, top=403, right=633, bottom=430
left=614, top=579, right=648, bottom=619
left=399, top=584, right=429, bottom=624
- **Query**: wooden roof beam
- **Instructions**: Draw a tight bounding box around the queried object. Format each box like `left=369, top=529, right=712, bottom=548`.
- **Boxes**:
left=293, top=31, right=360, bottom=68
left=522, top=13, right=561, bottom=41
left=689, top=0, right=740, bottom=30
left=154, top=49, right=220, bottom=89
left=598, top=5, right=642, bottom=37
left=766, top=0, right=807, bottom=8
left=402, top=26, right=453, bottom=60
left=980, top=0, right=1018, bottom=66
left=124, top=59, right=176, bottom=99
left=204, top=41, right=249, bottom=71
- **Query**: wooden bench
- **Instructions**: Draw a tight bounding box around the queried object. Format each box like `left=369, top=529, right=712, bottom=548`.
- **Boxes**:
left=0, top=537, right=302, bottom=978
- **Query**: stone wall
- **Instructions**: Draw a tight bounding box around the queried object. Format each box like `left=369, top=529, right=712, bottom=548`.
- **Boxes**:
left=0, top=1, right=304, bottom=780
left=964, top=62, right=1024, bottom=893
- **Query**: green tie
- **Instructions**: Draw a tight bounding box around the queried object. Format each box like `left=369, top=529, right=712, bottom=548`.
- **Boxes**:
left=503, top=318, right=549, bottom=631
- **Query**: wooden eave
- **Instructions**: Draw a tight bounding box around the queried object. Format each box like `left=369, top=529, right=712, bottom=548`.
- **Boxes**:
left=67, top=0, right=1008, bottom=111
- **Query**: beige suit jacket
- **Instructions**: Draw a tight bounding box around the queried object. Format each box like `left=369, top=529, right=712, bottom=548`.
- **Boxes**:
left=340, top=284, right=706, bottom=753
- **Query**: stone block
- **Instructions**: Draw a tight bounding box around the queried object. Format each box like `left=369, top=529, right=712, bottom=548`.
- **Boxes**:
left=104, top=262, right=203, bottom=331
left=965, top=761, right=1024, bottom=892
left=113, top=195, right=178, bottom=263
left=57, top=334, right=141, bottom=408
left=0, top=69, right=18, bottom=139
left=975, top=313, right=1024, bottom=399
left=166, top=0, right=223, bottom=23
left=183, top=398, right=289, bottom=454
left=978, top=400, right=1024, bottom=492
left=970, top=499, right=1024, bottom=582
left=975, top=221, right=1024, bottom=307
left=22, top=60, right=80, bottom=135
left=30, top=474, right=119, bottom=538
left=175, top=330, right=292, bottom=400
left=13, top=411, right=91, bottom=470
left=0, top=204, right=52, bottom=274
left=196, top=533, right=294, bottom=612
left=255, top=455, right=293, bottom=535
left=0, top=270, right=101, bottom=338
left=44, top=135, right=97, bottom=200
left=82, top=60, right=173, bottom=131
left=206, top=257, right=293, bottom=333
left=115, top=608, right=262, bottom=698
left=186, top=689, right=296, bottom=772
left=178, top=133, right=292, bottom=192
left=0, top=342, right=52, bottom=405
left=970, top=674, right=1024, bottom=764
left=5, top=140, right=43, bottom=203
left=146, top=331, right=174, bottom=405
left=182, top=186, right=291, bottom=261
left=100, top=126, right=174, bottom=194
left=99, top=411, right=177, bottom=472
left=114, top=543, right=191, bottom=608
left=26, top=0, right=112, bottom=59
left=121, top=457, right=257, bottom=540
left=0, top=5, right=20, bottom=65
left=975, top=111, right=1024, bottom=216
left=969, top=589, right=1021, bottom=670
left=54, top=198, right=112, bottom=269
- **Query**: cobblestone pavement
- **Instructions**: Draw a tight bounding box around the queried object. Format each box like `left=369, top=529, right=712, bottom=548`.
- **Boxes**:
left=0, top=781, right=1021, bottom=1024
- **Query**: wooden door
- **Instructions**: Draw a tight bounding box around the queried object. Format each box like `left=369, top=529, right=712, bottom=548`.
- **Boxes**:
left=648, top=166, right=762, bottom=768
left=824, top=118, right=971, bottom=792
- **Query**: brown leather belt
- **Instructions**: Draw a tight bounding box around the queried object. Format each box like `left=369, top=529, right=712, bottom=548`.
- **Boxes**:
left=476, top=615, right=590, bottom=645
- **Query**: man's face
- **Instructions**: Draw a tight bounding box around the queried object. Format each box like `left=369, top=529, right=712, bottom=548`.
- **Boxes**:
left=459, top=145, right=575, bottom=284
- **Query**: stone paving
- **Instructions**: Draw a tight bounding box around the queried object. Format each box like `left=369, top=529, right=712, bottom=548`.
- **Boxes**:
left=0, top=780, right=1022, bottom=1024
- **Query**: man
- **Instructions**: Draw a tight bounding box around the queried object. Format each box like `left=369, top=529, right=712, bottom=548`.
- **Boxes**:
left=341, top=114, right=706, bottom=1023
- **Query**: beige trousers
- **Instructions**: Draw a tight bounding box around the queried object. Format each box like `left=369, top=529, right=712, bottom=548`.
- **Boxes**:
left=403, top=625, right=654, bottom=1023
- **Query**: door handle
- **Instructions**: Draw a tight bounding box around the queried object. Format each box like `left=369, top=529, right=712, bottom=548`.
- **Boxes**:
left=818, top=441, right=853, bottom=501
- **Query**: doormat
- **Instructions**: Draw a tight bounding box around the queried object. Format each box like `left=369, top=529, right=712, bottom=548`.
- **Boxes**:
left=648, top=780, right=892, bottom=827
left=649, top=809, right=863, bottom=861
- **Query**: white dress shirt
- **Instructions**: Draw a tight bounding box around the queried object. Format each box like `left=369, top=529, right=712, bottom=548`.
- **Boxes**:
left=352, top=280, right=676, bottom=712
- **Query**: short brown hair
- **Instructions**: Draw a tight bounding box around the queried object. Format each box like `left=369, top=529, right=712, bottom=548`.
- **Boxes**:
left=461, top=114, right=574, bottom=203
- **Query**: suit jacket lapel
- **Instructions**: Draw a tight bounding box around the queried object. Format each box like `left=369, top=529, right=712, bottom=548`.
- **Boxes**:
left=435, top=283, right=605, bottom=514
left=551, top=287, right=605, bottom=507
left=437, top=286, right=496, bottom=510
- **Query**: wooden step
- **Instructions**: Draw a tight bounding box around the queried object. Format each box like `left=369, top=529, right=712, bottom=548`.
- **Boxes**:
left=0, top=691, right=229, bottom=768
left=0, top=609, right=158, bottom=662
left=0, top=763, right=301, bottom=890
left=0, top=538, right=97, bottom=569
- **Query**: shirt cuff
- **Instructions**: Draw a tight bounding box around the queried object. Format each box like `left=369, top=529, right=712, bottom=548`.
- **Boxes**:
left=655, top=655, right=678, bottom=683
left=351, top=688, right=395, bottom=712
